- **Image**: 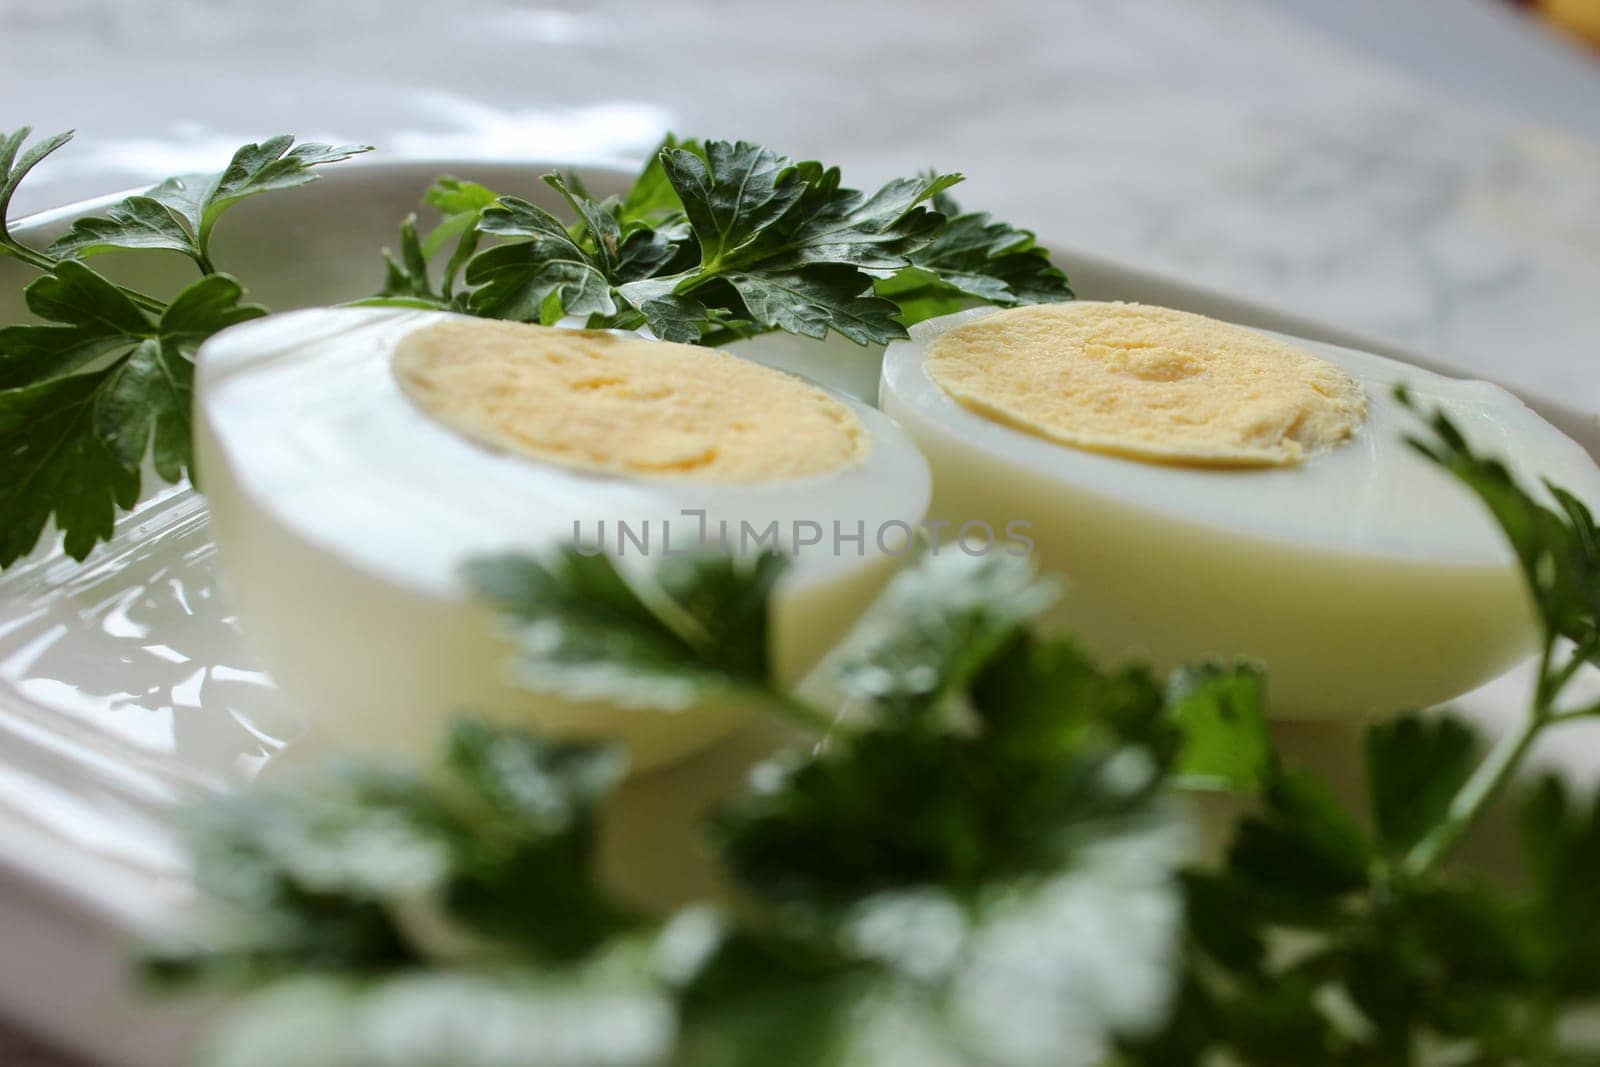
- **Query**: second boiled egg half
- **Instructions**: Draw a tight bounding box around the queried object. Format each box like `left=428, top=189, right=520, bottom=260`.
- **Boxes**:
left=880, top=301, right=1600, bottom=718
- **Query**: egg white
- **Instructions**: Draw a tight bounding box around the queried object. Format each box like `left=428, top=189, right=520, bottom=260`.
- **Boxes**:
left=880, top=305, right=1600, bottom=718
left=196, top=307, right=931, bottom=769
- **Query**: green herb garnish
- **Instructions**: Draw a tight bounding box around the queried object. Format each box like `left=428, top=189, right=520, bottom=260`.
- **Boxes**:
left=153, top=551, right=1247, bottom=1066
left=371, top=137, right=1069, bottom=347
left=1127, top=394, right=1600, bottom=1065
left=159, top=404, right=1600, bottom=1065
left=0, top=128, right=1069, bottom=569
left=0, top=129, right=368, bottom=566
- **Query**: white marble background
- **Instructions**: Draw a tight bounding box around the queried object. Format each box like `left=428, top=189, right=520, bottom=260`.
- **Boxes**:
left=3, top=0, right=1599, bottom=403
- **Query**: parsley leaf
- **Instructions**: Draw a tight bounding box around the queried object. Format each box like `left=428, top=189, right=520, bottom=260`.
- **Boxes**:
left=95, top=336, right=193, bottom=481
left=464, top=547, right=789, bottom=714
left=875, top=188, right=1073, bottom=325
left=618, top=135, right=698, bottom=228
left=158, top=722, right=673, bottom=1067
left=830, top=550, right=1059, bottom=719
left=150, top=720, right=635, bottom=986
left=0, top=127, right=74, bottom=257
left=0, top=316, right=131, bottom=389
left=392, top=171, right=692, bottom=332
left=537, top=171, right=690, bottom=299
left=689, top=819, right=1186, bottom=1067
left=373, top=214, right=451, bottom=309
left=466, top=196, right=619, bottom=323
left=1365, top=711, right=1481, bottom=858
left=1518, top=776, right=1600, bottom=993
left=1138, top=712, right=1600, bottom=1065
left=368, top=178, right=503, bottom=310
left=0, top=264, right=263, bottom=564
left=719, top=265, right=903, bottom=346
left=660, top=141, right=807, bottom=269
left=663, top=147, right=957, bottom=277
left=203, top=966, right=678, bottom=1067
left=0, top=127, right=368, bottom=567
left=1165, top=662, right=1273, bottom=793
left=1132, top=401, right=1600, bottom=1064
left=423, top=178, right=499, bottom=299
left=1401, top=386, right=1600, bottom=661
left=167, top=136, right=370, bottom=236
left=395, top=136, right=1069, bottom=348
left=50, top=136, right=369, bottom=271
left=0, top=368, right=138, bottom=564
left=424, top=178, right=500, bottom=247
left=42, top=195, right=197, bottom=260
left=0, top=257, right=150, bottom=387
left=649, top=143, right=950, bottom=344
left=626, top=287, right=715, bottom=345
left=1228, top=768, right=1373, bottom=904
left=704, top=553, right=1189, bottom=1064
left=714, top=555, right=1170, bottom=903
left=442, top=720, right=634, bottom=959
left=19, top=255, right=151, bottom=334
left=543, top=173, right=629, bottom=278
left=770, top=168, right=962, bottom=274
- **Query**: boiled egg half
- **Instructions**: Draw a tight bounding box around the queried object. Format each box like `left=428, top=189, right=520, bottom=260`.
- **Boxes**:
left=880, top=302, right=1600, bottom=718
left=196, top=308, right=930, bottom=769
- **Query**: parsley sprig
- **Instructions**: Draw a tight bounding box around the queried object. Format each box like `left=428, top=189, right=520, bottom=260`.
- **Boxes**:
left=156, top=551, right=1255, bottom=1066
left=0, top=128, right=1069, bottom=570
left=367, top=136, right=1071, bottom=346
left=0, top=128, right=369, bottom=566
left=1397, top=386, right=1600, bottom=877
left=1130, top=395, right=1600, bottom=1066
left=163, top=403, right=1600, bottom=1065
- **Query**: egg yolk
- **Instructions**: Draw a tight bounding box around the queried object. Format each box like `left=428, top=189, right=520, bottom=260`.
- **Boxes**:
left=393, top=319, right=868, bottom=482
left=924, top=302, right=1366, bottom=467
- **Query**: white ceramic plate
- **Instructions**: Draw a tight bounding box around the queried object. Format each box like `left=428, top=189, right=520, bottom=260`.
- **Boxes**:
left=2, top=160, right=1598, bottom=1066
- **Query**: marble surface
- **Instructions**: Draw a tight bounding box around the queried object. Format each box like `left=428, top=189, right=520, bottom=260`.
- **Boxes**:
left=2, top=0, right=1598, bottom=408
left=1, top=1, right=1599, bottom=1062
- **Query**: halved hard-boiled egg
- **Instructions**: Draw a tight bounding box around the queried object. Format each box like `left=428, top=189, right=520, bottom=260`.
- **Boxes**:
left=881, top=301, right=1600, bottom=718
left=196, top=308, right=930, bottom=769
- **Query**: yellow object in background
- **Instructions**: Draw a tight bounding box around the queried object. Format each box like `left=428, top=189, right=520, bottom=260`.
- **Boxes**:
left=1539, top=0, right=1600, bottom=47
